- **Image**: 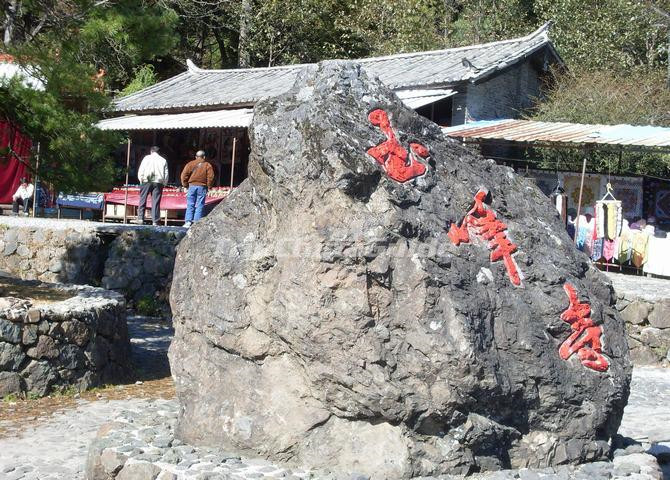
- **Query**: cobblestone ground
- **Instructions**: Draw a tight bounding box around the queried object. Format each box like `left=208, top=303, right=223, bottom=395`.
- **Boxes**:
left=0, top=316, right=668, bottom=480
left=0, top=315, right=174, bottom=480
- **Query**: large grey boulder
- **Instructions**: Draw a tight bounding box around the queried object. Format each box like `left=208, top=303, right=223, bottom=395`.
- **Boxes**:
left=169, top=61, right=631, bottom=479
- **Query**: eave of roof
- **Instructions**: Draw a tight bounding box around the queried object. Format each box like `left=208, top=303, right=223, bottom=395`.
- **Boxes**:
left=443, top=119, right=670, bottom=151
left=96, top=108, right=253, bottom=131
left=112, top=22, right=560, bottom=114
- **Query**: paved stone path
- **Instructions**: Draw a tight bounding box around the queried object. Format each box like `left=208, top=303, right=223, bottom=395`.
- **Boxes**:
left=0, top=314, right=668, bottom=480
left=619, top=367, right=670, bottom=444
left=127, top=315, right=174, bottom=381
left=0, top=215, right=184, bottom=232
left=0, top=315, right=175, bottom=480
left=606, top=272, right=670, bottom=303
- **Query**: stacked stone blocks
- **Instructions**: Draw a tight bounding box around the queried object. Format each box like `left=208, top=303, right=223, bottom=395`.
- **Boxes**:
left=0, top=285, right=131, bottom=397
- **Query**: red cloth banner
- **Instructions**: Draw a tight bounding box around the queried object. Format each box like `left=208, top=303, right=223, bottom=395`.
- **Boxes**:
left=104, top=186, right=229, bottom=210
left=0, top=120, right=32, bottom=204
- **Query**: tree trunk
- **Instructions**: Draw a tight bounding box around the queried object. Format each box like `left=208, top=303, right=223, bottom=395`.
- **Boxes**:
left=3, top=0, right=20, bottom=46
left=238, top=0, right=252, bottom=67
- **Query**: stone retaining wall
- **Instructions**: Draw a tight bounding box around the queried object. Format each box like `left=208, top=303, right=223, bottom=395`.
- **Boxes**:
left=616, top=296, right=670, bottom=366
left=0, top=283, right=131, bottom=397
left=101, top=230, right=184, bottom=312
left=0, top=224, right=107, bottom=285
left=0, top=220, right=185, bottom=312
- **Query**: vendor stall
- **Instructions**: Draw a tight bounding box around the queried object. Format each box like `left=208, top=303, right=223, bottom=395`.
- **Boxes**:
left=103, top=186, right=230, bottom=225
left=56, top=193, right=104, bottom=219
left=444, top=119, right=670, bottom=278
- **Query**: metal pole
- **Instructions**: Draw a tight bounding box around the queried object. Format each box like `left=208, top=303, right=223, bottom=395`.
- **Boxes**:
left=229, top=136, right=237, bottom=189
left=32, top=142, right=40, bottom=218
left=573, top=150, right=588, bottom=244
left=123, top=138, right=131, bottom=224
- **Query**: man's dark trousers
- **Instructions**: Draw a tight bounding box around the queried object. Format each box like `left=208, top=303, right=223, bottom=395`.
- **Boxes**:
left=12, top=197, right=32, bottom=215
left=137, top=182, right=164, bottom=224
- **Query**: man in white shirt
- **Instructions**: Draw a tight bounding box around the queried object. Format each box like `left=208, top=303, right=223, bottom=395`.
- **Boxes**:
left=12, top=177, right=34, bottom=216
left=137, top=146, right=169, bottom=225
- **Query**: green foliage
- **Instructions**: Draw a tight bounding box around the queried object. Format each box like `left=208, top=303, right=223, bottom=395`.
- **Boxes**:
left=120, top=64, right=158, bottom=97
left=246, top=0, right=370, bottom=66
left=75, top=2, right=179, bottom=88
left=0, top=75, right=122, bottom=193
left=448, top=0, right=537, bottom=45
left=534, top=0, right=668, bottom=71
left=2, top=393, right=20, bottom=402
left=136, top=295, right=162, bottom=317
left=532, top=69, right=670, bottom=127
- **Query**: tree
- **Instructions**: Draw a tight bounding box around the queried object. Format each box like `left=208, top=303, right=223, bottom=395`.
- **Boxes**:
left=345, top=0, right=453, bottom=56
left=0, top=75, right=122, bottom=193
left=534, top=0, right=667, bottom=71
left=1, top=1, right=179, bottom=91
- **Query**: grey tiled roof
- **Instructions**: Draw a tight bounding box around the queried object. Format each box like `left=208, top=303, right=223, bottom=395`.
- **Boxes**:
left=112, top=23, right=560, bottom=114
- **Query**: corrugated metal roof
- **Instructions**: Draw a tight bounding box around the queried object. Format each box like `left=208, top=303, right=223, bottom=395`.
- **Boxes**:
left=113, top=23, right=558, bottom=114
left=443, top=119, right=670, bottom=148
left=96, top=108, right=253, bottom=131
left=396, top=88, right=456, bottom=109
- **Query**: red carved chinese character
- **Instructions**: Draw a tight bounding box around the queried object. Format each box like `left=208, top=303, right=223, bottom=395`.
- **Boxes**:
left=489, top=233, right=521, bottom=286
left=367, top=109, right=427, bottom=183
left=448, top=221, right=470, bottom=245
left=473, top=210, right=507, bottom=240
left=447, top=189, right=522, bottom=286
left=559, top=283, right=609, bottom=372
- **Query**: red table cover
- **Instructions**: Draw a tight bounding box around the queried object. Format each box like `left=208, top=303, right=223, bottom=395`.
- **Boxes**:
left=104, top=187, right=229, bottom=210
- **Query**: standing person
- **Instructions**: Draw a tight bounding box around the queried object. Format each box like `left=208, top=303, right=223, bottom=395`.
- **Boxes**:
left=137, top=146, right=169, bottom=225
left=11, top=177, right=34, bottom=216
left=181, top=150, right=214, bottom=228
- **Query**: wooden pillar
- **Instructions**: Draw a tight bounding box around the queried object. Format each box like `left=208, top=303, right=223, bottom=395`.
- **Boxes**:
left=32, top=142, right=40, bottom=218
left=123, top=138, right=131, bottom=224
left=229, top=136, right=237, bottom=189
left=573, top=149, right=588, bottom=244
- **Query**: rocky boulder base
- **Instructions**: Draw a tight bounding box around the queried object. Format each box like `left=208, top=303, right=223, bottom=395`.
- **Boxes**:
left=85, top=400, right=664, bottom=480
left=169, top=62, right=632, bottom=479
left=0, top=279, right=131, bottom=397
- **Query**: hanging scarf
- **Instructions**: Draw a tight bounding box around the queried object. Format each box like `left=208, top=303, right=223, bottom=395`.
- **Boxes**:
left=631, top=231, right=649, bottom=268
left=592, top=237, right=604, bottom=261
left=595, top=200, right=605, bottom=238
left=606, top=201, right=622, bottom=240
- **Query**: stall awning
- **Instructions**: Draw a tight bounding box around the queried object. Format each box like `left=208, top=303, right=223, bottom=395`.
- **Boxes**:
left=396, top=89, right=456, bottom=109
left=443, top=119, right=670, bottom=150
left=96, top=108, right=254, bottom=131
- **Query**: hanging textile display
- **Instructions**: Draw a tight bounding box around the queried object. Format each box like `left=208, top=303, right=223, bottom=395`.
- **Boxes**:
left=595, top=184, right=623, bottom=241
left=654, top=189, right=670, bottom=222
left=611, top=176, right=643, bottom=220
left=603, top=239, right=616, bottom=262
left=643, top=234, right=670, bottom=277
left=591, top=237, right=604, bottom=261
left=550, top=187, right=568, bottom=226
left=576, top=209, right=596, bottom=255
left=631, top=231, right=650, bottom=268
left=564, top=174, right=600, bottom=211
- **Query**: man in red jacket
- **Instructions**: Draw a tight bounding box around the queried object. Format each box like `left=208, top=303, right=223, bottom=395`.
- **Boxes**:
left=180, top=150, right=214, bottom=228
